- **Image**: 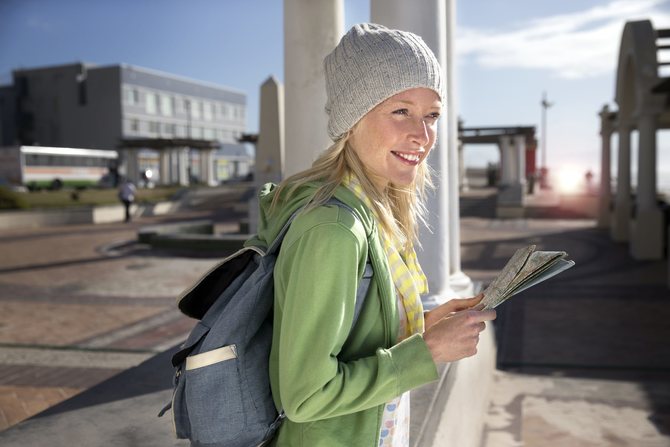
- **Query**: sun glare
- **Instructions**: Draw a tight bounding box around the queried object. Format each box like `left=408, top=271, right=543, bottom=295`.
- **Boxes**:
left=557, top=168, right=583, bottom=194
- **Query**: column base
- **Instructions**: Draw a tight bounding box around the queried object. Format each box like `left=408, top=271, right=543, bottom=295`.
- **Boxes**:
left=610, top=204, right=630, bottom=242
left=449, top=270, right=475, bottom=297
left=630, top=208, right=664, bottom=260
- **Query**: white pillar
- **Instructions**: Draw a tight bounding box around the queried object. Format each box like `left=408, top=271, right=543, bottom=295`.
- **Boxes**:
left=251, top=76, right=286, bottom=234
left=597, top=105, right=613, bottom=228
left=611, top=126, right=631, bottom=242
left=499, top=135, right=513, bottom=185
left=283, top=0, right=343, bottom=176
left=159, top=150, right=170, bottom=185
left=200, top=149, right=216, bottom=186
left=514, top=134, right=526, bottom=188
left=257, top=76, right=285, bottom=187
left=372, top=0, right=469, bottom=304
left=123, top=149, right=140, bottom=184
left=631, top=112, right=663, bottom=259
left=178, top=147, right=189, bottom=186
left=458, top=140, right=468, bottom=191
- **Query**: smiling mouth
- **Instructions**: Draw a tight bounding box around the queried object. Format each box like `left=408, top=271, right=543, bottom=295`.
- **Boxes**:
left=392, top=151, right=421, bottom=165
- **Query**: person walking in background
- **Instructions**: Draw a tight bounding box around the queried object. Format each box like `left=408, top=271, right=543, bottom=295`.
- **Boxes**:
left=253, top=23, right=496, bottom=446
left=118, top=178, right=136, bottom=222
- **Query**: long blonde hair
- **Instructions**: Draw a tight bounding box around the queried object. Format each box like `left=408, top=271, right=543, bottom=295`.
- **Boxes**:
left=270, top=132, right=433, bottom=250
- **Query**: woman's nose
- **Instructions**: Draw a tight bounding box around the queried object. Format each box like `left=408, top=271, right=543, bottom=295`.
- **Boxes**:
left=409, top=119, right=430, bottom=146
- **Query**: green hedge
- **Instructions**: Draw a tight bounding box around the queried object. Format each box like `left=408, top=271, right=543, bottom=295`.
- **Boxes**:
left=0, top=187, right=29, bottom=210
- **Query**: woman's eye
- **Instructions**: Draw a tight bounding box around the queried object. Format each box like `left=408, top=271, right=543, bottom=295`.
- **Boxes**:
left=427, top=112, right=440, bottom=120
left=392, top=108, right=409, bottom=116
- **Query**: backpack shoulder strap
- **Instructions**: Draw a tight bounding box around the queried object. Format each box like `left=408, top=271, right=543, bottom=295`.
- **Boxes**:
left=267, top=197, right=372, bottom=328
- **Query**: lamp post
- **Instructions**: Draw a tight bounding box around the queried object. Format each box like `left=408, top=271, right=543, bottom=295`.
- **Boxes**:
left=540, top=91, right=553, bottom=188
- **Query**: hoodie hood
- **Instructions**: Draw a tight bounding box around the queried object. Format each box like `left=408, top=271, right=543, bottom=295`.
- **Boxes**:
left=245, top=182, right=376, bottom=250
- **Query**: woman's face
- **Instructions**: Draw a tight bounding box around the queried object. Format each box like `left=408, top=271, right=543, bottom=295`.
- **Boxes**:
left=349, top=87, right=441, bottom=191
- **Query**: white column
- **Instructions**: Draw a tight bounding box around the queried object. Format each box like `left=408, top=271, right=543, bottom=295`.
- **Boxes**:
left=283, top=0, right=343, bottom=176
left=159, top=149, right=170, bottom=185
left=372, top=0, right=468, bottom=304
left=458, top=140, right=468, bottom=191
left=499, top=135, right=513, bottom=185
left=123, top=149, right=140, bottom=184
left=201, top=149, right=216, bottom=186
left=597, top=105, right=613, bottom=228
left=631, top=112, right=663, bottom=259
left=514, top=134, right=526, bottom=188
left=256, top=76, right=285, bottom=187
left=250, top=76, right=286, bottom=234
left=611, top=126, right=631, bottom=242
left=178, top=147, right=189, bottom=186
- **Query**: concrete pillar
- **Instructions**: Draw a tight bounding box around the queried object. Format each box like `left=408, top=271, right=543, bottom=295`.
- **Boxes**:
left=123, top=149, right=140, bottom=184
left=499, top=136, right=513, bottom=185
left=283, top=0, right=343, bottom=176
left=178, top=147, right=189, bottom=186
left=514, top=134, right=526, bottom=188
left=458, top=140, right=468, bottom=191
left=611, top=126, right=631, bottom=242
left=159, top=150, right=171, bottom=185
left=257, top=76, right=285, bottom=187
left=597, top=105, right=613, bottom=228
left=631, top=112, right=663, bottom=259
left=372, top=0, right=469, bottom=304
left=250, top=76, right=286, bottom=234
left=200, top=149, right=216, bottom=186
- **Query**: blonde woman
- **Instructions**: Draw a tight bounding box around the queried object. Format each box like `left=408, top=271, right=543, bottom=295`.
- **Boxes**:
left=254, top=23, right=496, bottom=446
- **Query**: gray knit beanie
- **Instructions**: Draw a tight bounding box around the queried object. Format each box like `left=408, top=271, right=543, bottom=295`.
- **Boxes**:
left=324, top=23, right=444, bottom=141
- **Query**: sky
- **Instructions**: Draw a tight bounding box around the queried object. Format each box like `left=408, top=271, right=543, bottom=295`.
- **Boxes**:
left=1, top=0, right=669, bottom=187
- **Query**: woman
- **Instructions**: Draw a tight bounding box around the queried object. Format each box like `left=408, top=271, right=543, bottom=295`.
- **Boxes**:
left=255, top=23, right=496, bottom=446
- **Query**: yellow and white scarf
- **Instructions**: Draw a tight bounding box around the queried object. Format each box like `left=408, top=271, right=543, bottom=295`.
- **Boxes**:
left=343, top=175, right=428, bottom=336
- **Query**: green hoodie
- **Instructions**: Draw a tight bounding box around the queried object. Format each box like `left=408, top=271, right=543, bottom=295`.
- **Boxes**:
left=248, top=182, right=438, bottom=447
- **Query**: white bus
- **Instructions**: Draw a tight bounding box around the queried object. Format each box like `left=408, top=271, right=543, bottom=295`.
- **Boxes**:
left=0, top=145, right=118, bottom=188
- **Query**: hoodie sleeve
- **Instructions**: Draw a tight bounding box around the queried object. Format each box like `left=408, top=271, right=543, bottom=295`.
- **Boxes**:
left=272, top=208, right=438, bottom=423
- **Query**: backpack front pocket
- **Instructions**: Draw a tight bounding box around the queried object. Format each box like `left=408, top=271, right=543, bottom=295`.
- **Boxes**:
left=184, top=344, right=246, bottom=444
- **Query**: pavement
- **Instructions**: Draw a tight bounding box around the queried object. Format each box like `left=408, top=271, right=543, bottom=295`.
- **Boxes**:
left=0, top=185, right=668, bottom=446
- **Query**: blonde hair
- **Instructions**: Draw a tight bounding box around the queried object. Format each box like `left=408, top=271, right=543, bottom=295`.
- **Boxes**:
left=270, top=132, right=433, bottom=250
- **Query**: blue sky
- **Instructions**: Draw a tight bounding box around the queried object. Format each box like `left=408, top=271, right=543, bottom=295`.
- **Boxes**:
left=1, top=0, right=669, bottom=185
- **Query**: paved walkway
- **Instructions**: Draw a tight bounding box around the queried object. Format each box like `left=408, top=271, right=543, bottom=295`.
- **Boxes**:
left=0, top=186, right=247, bottom=431
left=0, top=186, right=668, bottom=446
left=459, top=188, right=670, bottom=447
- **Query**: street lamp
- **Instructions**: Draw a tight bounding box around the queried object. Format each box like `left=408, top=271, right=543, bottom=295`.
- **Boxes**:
left=540, top=91, right=554, bottom=188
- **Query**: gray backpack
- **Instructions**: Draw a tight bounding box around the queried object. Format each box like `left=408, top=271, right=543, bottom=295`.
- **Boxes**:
left=159, top=199, right=372, bottom=446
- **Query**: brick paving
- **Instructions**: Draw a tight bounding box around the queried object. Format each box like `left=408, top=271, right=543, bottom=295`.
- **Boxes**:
left=2, top=185, right=669, bottom=446
left=0, top=186, right=248, bottom=431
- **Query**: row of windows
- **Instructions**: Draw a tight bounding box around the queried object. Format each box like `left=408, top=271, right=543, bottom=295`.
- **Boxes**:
left=124, top=118, right=242, bottom=141
left=24, top=154, right=113, bottom=167
left=122, top=86, right=245, bottom=122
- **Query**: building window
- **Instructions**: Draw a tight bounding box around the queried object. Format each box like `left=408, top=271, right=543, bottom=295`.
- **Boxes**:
left=163, top=123, right=175, bottom=136
left=191, top=101, right=201, bottom=120
left=145, top=92, right=156, bottom=114
left=149, top=121, right=160, bottom=134
left=203, top=128, right=214, bottom=140
left=161, top=95, right=173, bottom=116
left=131, top=119, right=139, bottom=132
left=176, top=124, right=186, bottom=138
left=203, top=102, right=213, bottom=121
left=192, top=126, right=202, bottom=139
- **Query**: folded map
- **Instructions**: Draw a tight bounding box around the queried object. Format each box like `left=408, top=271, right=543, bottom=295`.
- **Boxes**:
left=482, top=244, right=575, bottom=310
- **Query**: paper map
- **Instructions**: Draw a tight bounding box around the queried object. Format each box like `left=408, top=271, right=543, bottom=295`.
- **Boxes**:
left=481, top=244, right=575, bottom=310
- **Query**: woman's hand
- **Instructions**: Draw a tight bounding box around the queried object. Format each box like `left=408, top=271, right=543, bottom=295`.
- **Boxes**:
left=424, top=293, right=485, bottom=329
left=423, top=305, right=496, bottom=364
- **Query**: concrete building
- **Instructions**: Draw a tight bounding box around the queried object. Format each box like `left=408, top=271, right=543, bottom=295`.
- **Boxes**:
left=0, top=62, right=249, bottom=185
left=597, top=20, right=670, bottom=260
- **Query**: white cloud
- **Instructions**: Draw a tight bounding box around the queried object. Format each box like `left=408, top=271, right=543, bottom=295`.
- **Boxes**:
left=457, top=0, right=670, bottom=79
